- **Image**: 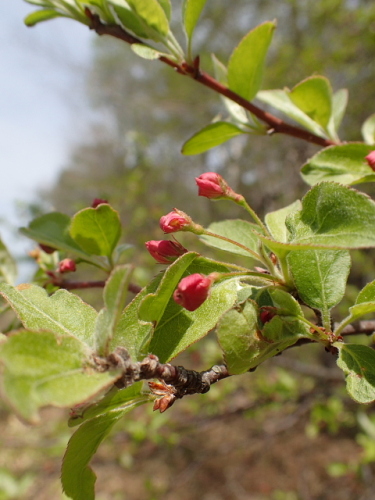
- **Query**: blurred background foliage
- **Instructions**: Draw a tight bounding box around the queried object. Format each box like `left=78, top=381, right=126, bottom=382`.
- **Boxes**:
left=3, top=0, right=375, bottom=498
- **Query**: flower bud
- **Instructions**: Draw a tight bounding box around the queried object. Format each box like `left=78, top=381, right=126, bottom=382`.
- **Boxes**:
left=259, top=306, right=277, bottom=324
left=365, top=151, right=375, bottom=171
left=160, top=209, right=192, bottom=234
left=59, top=258, right=76, bottom=273
left=173, top=273, right=214, bottom=311
left=195, top=172, right=243, bottom=202
left=145, top=240, right=187, bottom=264
left=91, top=198, right=109, bottom=208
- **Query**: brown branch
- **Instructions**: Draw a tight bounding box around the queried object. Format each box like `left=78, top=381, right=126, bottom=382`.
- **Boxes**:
left=85, top=9, right=337, bottom=148
left=57, top=280, right=142, bottom=294
left=104, top=348, right=230, bottom=412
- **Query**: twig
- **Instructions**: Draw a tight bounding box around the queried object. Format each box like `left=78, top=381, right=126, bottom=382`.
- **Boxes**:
left=58, top=280, right=142, bottom=294
left=85, top=10, right=337, bottom=148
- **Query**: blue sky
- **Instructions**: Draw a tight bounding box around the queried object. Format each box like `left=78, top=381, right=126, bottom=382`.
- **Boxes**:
left=1, top=2, right=93, bottom=277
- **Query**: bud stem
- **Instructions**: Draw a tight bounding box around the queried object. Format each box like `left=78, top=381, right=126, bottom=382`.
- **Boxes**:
left=236, top=198, right=271, bottom=237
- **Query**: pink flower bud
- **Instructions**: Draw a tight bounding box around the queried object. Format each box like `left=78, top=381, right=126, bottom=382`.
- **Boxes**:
left=365, top=151, right=375, bottom=171
left=195, top=172, right=243, bottom=201
left=259, top=306, right=277, bottom=324
left=160, top=209, right=192, bottom=234
left=91, top=198, right=109, bottom=208
left=173, top=273, right=214, bottom=311
left=59, top=258, right=76, bottom=273
left=145, top=240, right=188, bottom=264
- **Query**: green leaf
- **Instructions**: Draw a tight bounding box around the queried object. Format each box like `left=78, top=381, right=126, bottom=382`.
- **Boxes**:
left=288, top=76, right=332, bottom=129
left=130, top=43, right=167, bottom=59
left=182, top=121, right=245, bottom=155
left=287, top=249, right=350, bottom=310
left=200, top=219, right=263, bottom=261
left=265, top=200, right=302, bottom=243
left=95, top=265, right=133, bottom=356
left=149, top=278, right=239, bottom=363
left=0, top=237, right=17, bottom=284
left=0, top=283, right=97, bottom=346
left=24, top=9, right=65, bottom=26
left=227, top=21, right=276, bottom=101
left=256, top=89, right=326, bottom=138
left=327, top=88, right=348, bottom=140
left=0, top=329, right=119, bottom=423
left=68, top=382, right=150, bottom=426
left=157, top=0, right=171, bottom=20
left=20, top=212, right=106, bottom=269
left=62, top=398, right=148, bottom=500
left=183, top=0, right=207, bottom=41
left=138, top=252, right=199, bottom=323
left=301, top=144, right=375, bottom=186
left=126, top=0, right=169, bottom=37
left=362, top=113, right=375, bottom=145
left=69, top=205, right=121, bottom=257
left=217, top=299, right=259, bottom=374
left=336, top=344, right=375, bottom=403
left=108, top=1, right=150, bottom=38
left=334, top=280, right=375, bottom=335
left=110, top=271, right=165, bottom=360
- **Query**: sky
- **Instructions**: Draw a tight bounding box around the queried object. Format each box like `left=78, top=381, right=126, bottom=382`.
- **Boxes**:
left=1, top=2, right=93, bottom=279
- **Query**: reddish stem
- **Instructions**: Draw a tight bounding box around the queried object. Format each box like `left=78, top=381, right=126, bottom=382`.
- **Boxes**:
left=85, top=10, right=337, bottom=148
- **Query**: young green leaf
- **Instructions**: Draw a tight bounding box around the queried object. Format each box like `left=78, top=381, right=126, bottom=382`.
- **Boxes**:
left=126, top=0, right=169, bottom=37
left=95, top=265, right=133, bottom=356
left=157, top=0, right=171, bottom=20
left=287, top=249, right=350, bottom=311
left=181, top=122, right=245, bottom=155
left=301, top=144, right=375, bottom=186
left=69, top=204, right=121, bottom=257
left=0, top=238, right=17, bottom=285
left=108, top=1, right=150, bottom=38
left=336, top=344, right=375, bottom=404
left=256, top=89, right=327, bottom=138
left=200, top=219, right=263, bottom=261
left=327, top=88, right=348, bottom=140
left=19, top=212, right=106, bottom=268
left=265, top=200, right=302, bottom=243
left=131, top=44, right=167, bottom=59
left=288, top=76, right=332, bottom=129
left=0, top=329, right=120, bottom=423
left=334, top=280, right=375, bottom=335
left=183, top=0, right=207, bottom=42
left=0, top=283, right=97, bottom=346
left=227, top=21, right=276, bottom=101
left=24, top=9, right=65, bottom=26
left=362, top=113, right=375, bottom=145
left=62, top=397, right=149, bottom=500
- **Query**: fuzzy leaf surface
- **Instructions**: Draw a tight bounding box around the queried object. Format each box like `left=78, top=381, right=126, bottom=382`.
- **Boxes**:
left=95, top=265, right=133, bottom=356
left=287, top=249, right=350, bottom=311
left=0, top=284, right=97, bottom=346
left=181, top=122, right=245, bottom=155
left=288, top=76, right=332, bottom=129
left=301, top=144, right=375, bottom=186
left=336, top=344, right=375, bottom=404
left=0, top=329, right=119, bottom=423
left=228, top=21, right=276, bottom=101
left=69, top=205, right=121, bottom=257
left=265, top=200, right=302, bottom=243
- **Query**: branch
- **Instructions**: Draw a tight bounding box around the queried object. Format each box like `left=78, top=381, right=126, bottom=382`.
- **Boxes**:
left=57, top=280, right=142, bottom=294
left=103, top=348, right=229, bottom=412
left=85, top=10, right=337, bottom=149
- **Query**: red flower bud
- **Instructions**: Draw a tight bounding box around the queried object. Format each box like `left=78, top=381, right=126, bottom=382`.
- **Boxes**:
left=365, top=151, right=375, bottom=171
left=259, top=306, right=277, bottom=324
left=145, top=240, right=188, bottom=264
left=195, top=172, right=243, bottom=201
left=59, top=258, right=76, bottom=273
left=91, top=198, right=109, bottom=208
left=160, top=209, right=192, bottom=234
left=173, top=273, right=214, bottom=311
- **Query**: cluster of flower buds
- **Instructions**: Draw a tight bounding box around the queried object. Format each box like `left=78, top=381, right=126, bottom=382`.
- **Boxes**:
left=366, top=151, right=375, bottom=171
left=145, top=239, right=187, bottom=264
left=195, top=172, right=244, bottom=202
